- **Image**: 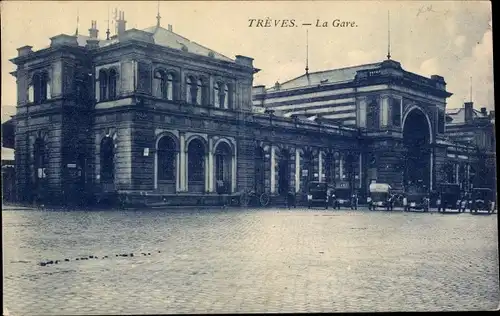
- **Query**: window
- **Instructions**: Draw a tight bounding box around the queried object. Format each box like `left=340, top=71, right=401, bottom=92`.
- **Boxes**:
left=100, top=137, right=114, bottom=183
left=223, top=84, right=229, bottom=109
left=325, top=153, right=335, bottom=184
left=98, top=68, right=118, bottom=102
left=99, top=69, right=108, bottom=101
left=196, top=79, right=203, bottom=105
left=216, top=155, right=223, bottom=181
left=391, top=98, right=401, bottom=126
left=30, top=71, right=51, bottom=104
left=167, top=74, right=174, bottom=100
left=254, top=147, right=265, bottom=193
left=28, top=84, right=34, bottom=103
left=215, top=82, right=229, bottom=109
left=108, top=68, right=117, bottom=100
left=345, top=154, right=355, bottom=181
left=157, top=136, right=176, bottom=181
left=40, top=72, right=50, bottom=101
left=366, top=99, right=379, bottom=130
left=153, top=69, right=165, bottom=99
left=186, top=76, right=198, bottom=104
left=214, top=83, right=220, bottom=108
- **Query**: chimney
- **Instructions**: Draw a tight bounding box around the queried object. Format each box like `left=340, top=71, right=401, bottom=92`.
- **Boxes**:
left=88, top=20, right=99, bottom=38
left=168, top=24, right=173, bottom=32
left=464, top=102, right=473, bottom=123
left=480, top=107, right=487, bottom=115
left=117, top=11, right=127, bottom=36
left=17, top=45, right=33, bottom=56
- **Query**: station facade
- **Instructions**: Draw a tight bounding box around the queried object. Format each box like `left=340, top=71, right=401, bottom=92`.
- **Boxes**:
left=10, top=14, right=495, bottom=206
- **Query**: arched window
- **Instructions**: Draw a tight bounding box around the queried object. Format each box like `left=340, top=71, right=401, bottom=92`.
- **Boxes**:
left=166, top=73, right=174, bottom=100
left=28, top=80, right=35, bottom=103
left=223, top=84, right=229, bottom=109
left=366, top=99, right=378, bottom=130
left=325, top=153, right=335, bottom=185
left=40, top=72, right=50, bottom=101
left=99, top=69, right=108, bottom=101
left=100, top=137, right=114, bottom=183
left=214, top=83, right=220, bottom=108
left=32, top=73, right=41, bottom=103
left=153, top=69, right=167, bottom=99
left=33, top=138, right=46, bottom=183
left=31, top=72, right=50, bottom=104
left=196, top=79, right=203, bottom=105
left=187, top=139, right=205, bottom=182
left=108, top=68, right=117, bottom=100
left=186, top=76, right=197, bottom=104
left=157, top=136, right=176, bottom=181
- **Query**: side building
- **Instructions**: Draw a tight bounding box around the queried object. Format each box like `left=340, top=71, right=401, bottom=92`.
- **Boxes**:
left=252, top=59, right=493, bottom=194
left=444, top=102, right=496, bottom=191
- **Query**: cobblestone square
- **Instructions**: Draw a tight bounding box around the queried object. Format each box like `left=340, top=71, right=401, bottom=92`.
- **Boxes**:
left=2, top=206, right=499, bottom=314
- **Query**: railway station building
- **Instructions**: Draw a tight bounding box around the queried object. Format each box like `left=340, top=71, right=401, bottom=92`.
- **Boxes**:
left=9, top=13, right=495, bottom=206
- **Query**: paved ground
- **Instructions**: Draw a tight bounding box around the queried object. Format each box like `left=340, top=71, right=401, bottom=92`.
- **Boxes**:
left=2, top=206, right=499, bottom=315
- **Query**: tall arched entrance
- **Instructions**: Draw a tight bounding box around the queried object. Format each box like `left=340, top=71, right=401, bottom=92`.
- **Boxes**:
left=403, top=108, right=432, bottom=190
left=214, top=142, right=232, bottom=194
left=278, top=149, right=291, bottom=195
left=100, top=136, right=115, bottom=192
left=33, top=138, right=47, bottom=202
left=187, top=138, right=206, bottom=193
left=254, top=146, right=265, bottom=194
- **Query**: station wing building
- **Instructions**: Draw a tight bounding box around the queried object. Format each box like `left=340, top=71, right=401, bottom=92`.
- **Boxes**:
left=9, top=13, right=496, bottom=206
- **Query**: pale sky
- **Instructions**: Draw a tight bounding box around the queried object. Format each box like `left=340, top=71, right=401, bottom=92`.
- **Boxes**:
left=0, top=1, right=493, bottom=122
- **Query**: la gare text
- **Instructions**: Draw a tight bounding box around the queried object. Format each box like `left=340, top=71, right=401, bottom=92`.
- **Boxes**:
left=248, top=19, right=358, bottom=28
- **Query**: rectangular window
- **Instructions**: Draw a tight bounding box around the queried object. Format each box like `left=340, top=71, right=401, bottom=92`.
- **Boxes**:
left=391, top=98, right=401, bottom=126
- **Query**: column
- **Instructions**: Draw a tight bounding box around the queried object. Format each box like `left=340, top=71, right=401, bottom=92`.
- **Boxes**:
left=208, top=139, right=214, bottom=192
left=318, top=151, right=323, bottom=182
left=295, top=149, right=301, bottom=193
left=204, top=154, right=209, bottom=192
left=154, top=150, right=158, bottom=190
left=175, top=152, right=180, bottom=192
left=359, top=152, right=363, bottom=188
left=455, top=163, right=459, bottom=185
left=339, top=155, right=344, bottom=180
left=270, top=146, right=276, bottom=194
left=380, top=95, right=389, bottom=127
left=179, top=133, right=186, bottom=191
left=430, top=151, right=433, bottom=191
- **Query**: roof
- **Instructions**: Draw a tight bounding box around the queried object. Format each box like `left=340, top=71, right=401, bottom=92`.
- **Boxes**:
left=268, top=62, right=381, bottom=91
left=445, top=107, right=489, bottom=124
left=142, top=25, right=233, bottom=62
left=75, top=34, right=117, bottom=48
left=49, top=26, right=233, bottom=62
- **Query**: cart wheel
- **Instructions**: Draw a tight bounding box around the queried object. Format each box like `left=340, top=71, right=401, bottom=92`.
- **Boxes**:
left=259, top=193, right=270, bottom=207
